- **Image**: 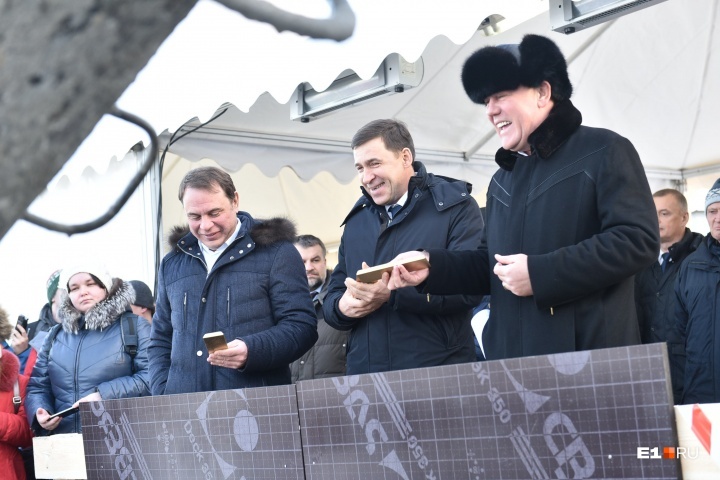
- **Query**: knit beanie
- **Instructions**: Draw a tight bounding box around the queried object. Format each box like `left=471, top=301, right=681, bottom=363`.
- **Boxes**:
left=706, top=178, right=720, bottom=212
left=46, top=269, right=61, bottom=303
left=61, top=262, right=113, bottom=293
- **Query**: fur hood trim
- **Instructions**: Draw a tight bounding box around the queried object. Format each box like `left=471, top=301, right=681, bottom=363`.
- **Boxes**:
left=0, top=349, right=20, bottom=392
left=169, top=215, right=297, bottom=252
left=250, top=217, right=297, bottom=246
left=167, top=224, right=189, bottom=252
left=58, top=278, right=135, bottom=333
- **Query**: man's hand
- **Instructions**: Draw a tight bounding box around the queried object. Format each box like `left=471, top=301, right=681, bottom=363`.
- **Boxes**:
left=493, top=253, right=533, bottom=296
left=208, top=339, right=248, bottom=369
left=338, top=263, right=391, bottom=318
left=36, top=408, right=62, bottom=431
left=10, top=325, right=29, bottom=355
left=387, top=251, right=430, bottom=290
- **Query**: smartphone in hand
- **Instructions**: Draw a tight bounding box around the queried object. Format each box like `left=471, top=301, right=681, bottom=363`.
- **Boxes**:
left=203, top=331, right=229, bottom=353
left=16, top=315, right=28, bottom=333
left=48, top=405, right=80, bottom=420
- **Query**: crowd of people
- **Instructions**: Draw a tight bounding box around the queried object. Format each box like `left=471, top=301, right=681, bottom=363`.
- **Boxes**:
left=2, top=33, right=718, bottom=479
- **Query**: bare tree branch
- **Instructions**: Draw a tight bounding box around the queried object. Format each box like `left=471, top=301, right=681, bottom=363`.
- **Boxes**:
left=215, top=0, right=355, bottom=41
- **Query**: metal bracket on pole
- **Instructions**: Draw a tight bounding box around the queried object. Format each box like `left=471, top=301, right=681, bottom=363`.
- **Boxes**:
left=23, top=107, right=158, bottom=235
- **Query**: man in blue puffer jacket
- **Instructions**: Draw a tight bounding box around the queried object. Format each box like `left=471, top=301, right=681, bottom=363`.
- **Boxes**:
left=148, top=166, right=317, bottom=395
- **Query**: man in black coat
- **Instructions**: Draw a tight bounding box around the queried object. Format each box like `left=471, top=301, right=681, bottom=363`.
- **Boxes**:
left=389, top=35, right=659, bottom=361
left=290, top=235, right=348, bottom=382
left=635, top=189, right=702, bottom=403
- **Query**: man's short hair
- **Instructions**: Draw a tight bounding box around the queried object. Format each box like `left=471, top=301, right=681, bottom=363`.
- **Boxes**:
left=295, top=234, right=326, bottom=257
left=351, top=119, right=415, bottom=162
left=178, top=166, right=236, bottom=203
left=653, top=188, right=688, bottom=214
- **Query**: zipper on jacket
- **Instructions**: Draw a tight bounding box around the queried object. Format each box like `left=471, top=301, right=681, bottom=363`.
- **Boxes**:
left=183, top=292, right=187, bottom=330
left=74, top=331, right=86, bottom=433
left=227, top=287, right=231, bottom=320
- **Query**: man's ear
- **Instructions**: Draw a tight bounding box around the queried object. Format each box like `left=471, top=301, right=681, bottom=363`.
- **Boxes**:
left=681, top=210, right=690, bottom=226
left=401, top=147, right=413, bottom=167
left=537, top=80, right=552, bottom=108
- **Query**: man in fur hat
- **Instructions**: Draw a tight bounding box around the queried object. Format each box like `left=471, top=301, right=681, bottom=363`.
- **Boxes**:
left=148, top=166, right=318, bottom=394
left=389, top=34, right=659, bottom=360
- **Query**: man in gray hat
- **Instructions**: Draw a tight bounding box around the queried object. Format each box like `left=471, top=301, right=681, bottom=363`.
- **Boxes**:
left=674, top=178, right=720, bottom=404
left=389, top=34, right=659, bottom=360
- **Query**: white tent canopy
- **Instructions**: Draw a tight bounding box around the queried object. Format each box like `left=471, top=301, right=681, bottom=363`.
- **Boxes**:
left=162, top=0, right=719, bottom=180
left=160, top=0, right=720, bottom=251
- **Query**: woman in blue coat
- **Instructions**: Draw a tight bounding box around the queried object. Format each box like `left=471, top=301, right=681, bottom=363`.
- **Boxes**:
left=25, top=263, right=150, bottom=434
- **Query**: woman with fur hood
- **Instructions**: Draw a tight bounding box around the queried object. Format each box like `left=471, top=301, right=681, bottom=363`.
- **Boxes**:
left=0, top=346, right=33, bottom=479
left=25, top=263, right=151, bottom=435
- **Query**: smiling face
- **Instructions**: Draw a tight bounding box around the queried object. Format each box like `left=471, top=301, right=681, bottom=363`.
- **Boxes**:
left=484, top=83, right=552, bottom=154
left=68, top=273, right=108, bottom=313
left=182, top=184, right=239, bottom=250
left=353, top=137, right=414, bottom=206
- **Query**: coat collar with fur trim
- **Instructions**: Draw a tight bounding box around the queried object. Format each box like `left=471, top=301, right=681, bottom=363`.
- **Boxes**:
left=169, top=213, right=297, bottom=253
left=58, top=278, right=135, bottom=334
left=495, top=99, right=583, bottom=171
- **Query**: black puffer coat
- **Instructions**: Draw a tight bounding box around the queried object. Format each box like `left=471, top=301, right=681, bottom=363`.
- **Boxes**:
left=25, top=279, right=150, bottom=434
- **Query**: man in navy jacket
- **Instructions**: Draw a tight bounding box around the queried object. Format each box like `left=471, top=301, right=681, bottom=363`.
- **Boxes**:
left=148, top=167, right=317, bottom=394
left=323, top=119, right=484, bottom=374
left=675, top=179, right=720, bottom=404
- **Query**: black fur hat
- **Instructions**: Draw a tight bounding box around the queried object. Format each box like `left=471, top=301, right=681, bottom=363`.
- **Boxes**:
left=462, top=34, right=573, bottom=104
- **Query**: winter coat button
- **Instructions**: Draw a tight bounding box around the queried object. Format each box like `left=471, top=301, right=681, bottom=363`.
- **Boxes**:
left=461, top=193, right=467, bottom=196
left=196, top=350, right=202, bottom=357
left=202, top=297, right=206, bottom=303
left=300, top=360, right=305, bottom=365
left=240, top=250, right=244, bottom=254
left=230, top=256, right=235, bottom=260
left=247, top=243, right=252, bottom=248
left=438, top=202, right=444, bottom=206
